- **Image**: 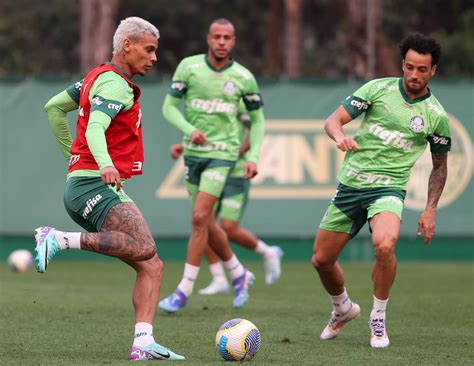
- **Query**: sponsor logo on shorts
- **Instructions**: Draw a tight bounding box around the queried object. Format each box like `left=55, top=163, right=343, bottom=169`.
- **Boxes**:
left=187, top=141, right=228, bottom=152
left=82, top=194, right=103, bottom=219
left=203, top=171, right=226, bottom=182
left=222, top=198, right=241, bottom=209
left=374, top=196, right=403, bottom=206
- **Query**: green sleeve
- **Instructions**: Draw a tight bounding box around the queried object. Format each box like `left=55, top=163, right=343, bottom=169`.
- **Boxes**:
left=167, top=59, right=188, bottom=98
left=341, top=79, right=377, bottom=119
left=85, top=111, right=114, bottom=169
left=162, top=94, right=196, bottom=136
left=44, top=90, right=78, bottom=160
left=247, top=108, right=265, bottom=163
left=242, top=74, right=264, bottom=111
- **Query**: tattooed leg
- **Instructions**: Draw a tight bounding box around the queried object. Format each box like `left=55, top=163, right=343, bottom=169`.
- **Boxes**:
left=81, top=203, right=156, bottom=261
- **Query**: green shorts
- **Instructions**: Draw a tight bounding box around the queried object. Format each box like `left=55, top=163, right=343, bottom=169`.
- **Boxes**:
left=184, top=156, right=235, bottom=204
left=319, top=183, right=406, bottom=237
left=64, top=176, right=133, bottom=232
left=216, top=177, right=251, bottom=221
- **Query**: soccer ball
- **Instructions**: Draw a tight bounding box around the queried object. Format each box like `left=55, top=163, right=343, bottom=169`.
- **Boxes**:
left=215, top=319, right=261, bottom=361
left=7, top=249, right=33, bottom=272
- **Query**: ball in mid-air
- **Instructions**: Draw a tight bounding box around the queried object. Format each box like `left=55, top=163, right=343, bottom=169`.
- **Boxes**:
left=8, top=249, right=33, bottom=272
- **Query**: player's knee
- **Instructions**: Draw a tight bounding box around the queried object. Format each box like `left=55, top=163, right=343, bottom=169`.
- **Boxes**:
left=191, top=210, right=210, bottom=228
left=374, top=243, right=396, bottom=261
left=312, top=253, right=333, bottom=271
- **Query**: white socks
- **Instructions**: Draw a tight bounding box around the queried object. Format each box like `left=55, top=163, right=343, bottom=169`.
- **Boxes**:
left=55, top=231, right=81, bottom=250
left=177, top=263, right=200, bottom=297
left=371, top=295, right=388, bottom=318
left=133, top=322, right=154, bottom=347
left=255, top=240, right=273, bottom=259
left=329, top=288, right=352, bottom=315
left=209, top=262, right=228, bottom=284
left=224, top=255, right=245, bottom=280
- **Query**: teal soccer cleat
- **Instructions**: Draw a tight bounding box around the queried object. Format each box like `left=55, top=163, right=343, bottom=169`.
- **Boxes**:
left=34, top=226, right=61, bottom=273
left=232, top=269, right=255, bottom=308
left=130, top=342, right=185, bottom=361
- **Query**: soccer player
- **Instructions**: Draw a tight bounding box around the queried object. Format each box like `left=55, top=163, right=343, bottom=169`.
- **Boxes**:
left=169, top=105, right=283, bottom=295
left=159, top=18, right=265, bottom=312
left=312, top=33, right=450, bottom=348
left=37, top=17, right=184, bottom=360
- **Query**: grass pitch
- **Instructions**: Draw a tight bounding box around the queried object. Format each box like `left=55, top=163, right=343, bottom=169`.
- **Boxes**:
left=0, top=260, right=473, bottom=365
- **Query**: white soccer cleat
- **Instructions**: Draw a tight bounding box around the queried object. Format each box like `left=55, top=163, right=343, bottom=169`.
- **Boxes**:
left=320, top=302, right=361, bottom=340
left=264, top=246, right=284, bottom=284
left=198, top=279, right=230, bottom=295
left=370, top=317, right=390, bottom=348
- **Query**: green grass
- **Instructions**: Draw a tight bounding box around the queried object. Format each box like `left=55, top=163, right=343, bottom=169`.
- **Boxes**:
left=0, top=261, right=473, bottom=365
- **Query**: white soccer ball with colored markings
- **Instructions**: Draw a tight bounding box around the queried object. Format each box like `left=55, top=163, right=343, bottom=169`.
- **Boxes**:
left=8, top=249, right=33, bottom=272
left=215, top=318, right=261, bottom=362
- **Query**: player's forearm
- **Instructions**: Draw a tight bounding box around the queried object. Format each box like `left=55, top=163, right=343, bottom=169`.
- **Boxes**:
left=425, top=153, right=448, bottom=210
left=44, top=90, right=78, bottom=159
left=85, top=111, right=114, bottom=169
left=247, top=109, right=265, bottom=162
left=162, top=94, right=196, bottom=136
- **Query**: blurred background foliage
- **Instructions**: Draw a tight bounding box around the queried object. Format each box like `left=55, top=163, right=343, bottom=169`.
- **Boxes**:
left=0, top=0, right=472, bottom=78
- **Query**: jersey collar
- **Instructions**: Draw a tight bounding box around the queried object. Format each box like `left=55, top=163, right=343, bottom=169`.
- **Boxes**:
left=204, top=54, right=234, bottom=72
left=398, top=78, right=431, bottom=104
left=106, top=62, right=132, bottom=79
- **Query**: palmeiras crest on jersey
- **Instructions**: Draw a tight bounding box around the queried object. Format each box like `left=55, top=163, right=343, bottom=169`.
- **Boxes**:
left=223, top=81, right=237, bottom=96
left=409, top=116, right=425, bottom=132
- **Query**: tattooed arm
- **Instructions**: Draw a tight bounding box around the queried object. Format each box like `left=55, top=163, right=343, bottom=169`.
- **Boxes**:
left=417, top=152, right=448, bottom=245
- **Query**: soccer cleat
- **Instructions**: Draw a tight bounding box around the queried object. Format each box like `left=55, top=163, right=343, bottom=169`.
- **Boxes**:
left=320, top=302, right=361, bottom=340
left=158, top=289, right=189, bottom=313
left=370, top=317, right=390, bottom=348
left=198, top=279, right=230, bottom=295
left=34, top=226, right=61, bottom=273
left=264, top=246, right=284, bottom=284
left=130, top=342, right=185, bottom=361
left=232, top=269, right=255, bottom=308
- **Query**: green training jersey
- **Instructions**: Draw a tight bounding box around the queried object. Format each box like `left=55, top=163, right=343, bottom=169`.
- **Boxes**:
left=168, top=54, right=263, bottom=161
left=339, top=77, right=451, bottom=189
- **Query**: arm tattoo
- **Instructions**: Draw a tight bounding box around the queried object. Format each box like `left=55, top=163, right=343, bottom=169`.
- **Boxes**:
left=81, top=203, right=156, bottom=260
left=426, top=152, right=448, bottom=209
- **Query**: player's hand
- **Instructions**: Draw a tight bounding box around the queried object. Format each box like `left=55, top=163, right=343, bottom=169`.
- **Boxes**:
left=335, top=136, right=359, bottom=152
left=243, top=161, right=258, bottom=179
left=190, top=130, right=207, bottom=145
left=170, top=143, right=184, bottom=159
left=417, top=207, right=436, bottom=245
left=100, top=166, right=123, bottom=192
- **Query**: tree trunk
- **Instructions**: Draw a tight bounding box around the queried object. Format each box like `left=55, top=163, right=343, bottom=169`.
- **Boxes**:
left=80, top=0, right=118, bottom=75
left=284, top=0, right=302, bottom=78
left=264, top=0, right=281, bottom=76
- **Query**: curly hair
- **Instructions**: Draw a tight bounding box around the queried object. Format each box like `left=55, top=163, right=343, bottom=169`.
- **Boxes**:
left=399, top=33, right=441, bottom=66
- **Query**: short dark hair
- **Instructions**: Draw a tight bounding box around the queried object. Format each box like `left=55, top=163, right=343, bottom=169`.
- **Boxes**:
left=399, top=33, right=441, bottom=66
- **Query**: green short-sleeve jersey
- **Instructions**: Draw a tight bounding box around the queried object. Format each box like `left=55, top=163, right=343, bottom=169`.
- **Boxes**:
left=168, top=54, right=263, bottom=161
left=339, top=77, right=451, bottom=189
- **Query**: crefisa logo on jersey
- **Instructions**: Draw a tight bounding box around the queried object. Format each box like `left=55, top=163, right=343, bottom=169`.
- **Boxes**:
left=409, top=116, right=425, bottom=132
left=223, top=81, right=237, bottom=96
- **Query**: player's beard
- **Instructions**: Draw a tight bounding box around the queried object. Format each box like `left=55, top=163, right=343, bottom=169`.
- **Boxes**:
left=211, top=48, right=231, bottom=61
left=405, top=78, right=428, bottom=96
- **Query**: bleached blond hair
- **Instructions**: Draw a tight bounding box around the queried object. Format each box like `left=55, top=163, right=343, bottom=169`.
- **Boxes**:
left=112, top=17, right=159, bottom=55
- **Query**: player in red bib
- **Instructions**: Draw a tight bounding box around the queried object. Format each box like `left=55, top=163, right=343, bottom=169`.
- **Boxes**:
left=36, top=17, right=184, bottom=361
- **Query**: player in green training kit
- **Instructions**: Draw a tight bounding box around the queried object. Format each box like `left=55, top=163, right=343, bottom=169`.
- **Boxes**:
left=169, top=103, right=283, bottom=295
left=37, top=17, right=184, bottom=360
left=312, top=33, right=450, bottom=348
left=159, top=18, right=265, bottom=312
